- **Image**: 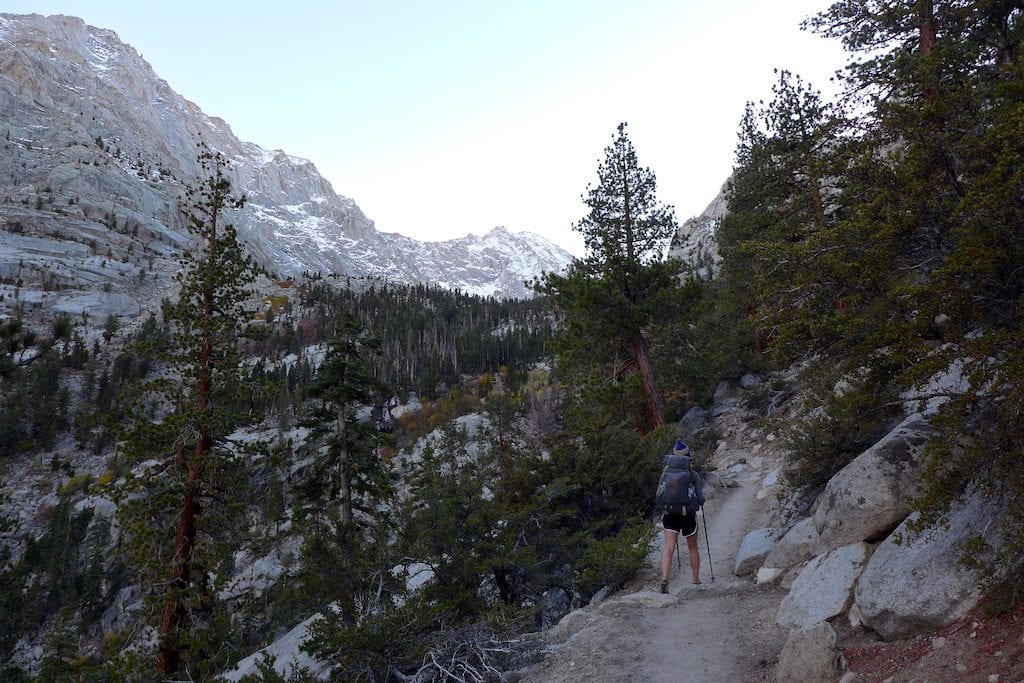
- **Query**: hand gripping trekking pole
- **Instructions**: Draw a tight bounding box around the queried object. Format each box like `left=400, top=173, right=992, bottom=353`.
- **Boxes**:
left=701, top=506, right=715, bottom=582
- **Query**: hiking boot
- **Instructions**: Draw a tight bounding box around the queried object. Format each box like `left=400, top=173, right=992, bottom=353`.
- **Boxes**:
left=660, top=580, right=669, bottom=594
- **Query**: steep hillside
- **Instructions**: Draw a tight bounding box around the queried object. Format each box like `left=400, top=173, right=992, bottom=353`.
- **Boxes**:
left=0, top=12, right=571, bottom=324
left=667, top=179, right=726, bottom=278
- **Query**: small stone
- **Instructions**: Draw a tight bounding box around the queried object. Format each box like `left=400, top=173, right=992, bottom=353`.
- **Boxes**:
left=588, top=586, right=614, bottom=607
left=931, top=636, right=947, bottom=649
left=987, top=675, right=999, bottom=683
left=970, top=631, right=977, bottom=638
left=838, top=673, right=859, bottom=683
left=957, top=664, right=968, bottom=673
left=739, top=373, right=761, bottom=389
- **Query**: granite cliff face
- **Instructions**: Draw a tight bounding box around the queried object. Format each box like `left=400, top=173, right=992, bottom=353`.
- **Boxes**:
left=0, top=12, right=571, bottom=325
left=667, top=180, right=727, bottom=278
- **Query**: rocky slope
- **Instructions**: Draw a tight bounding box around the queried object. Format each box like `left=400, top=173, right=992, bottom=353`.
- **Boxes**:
left=667, top=179, right=727, bottom=278
left=0, top=12, right=571, bottom=327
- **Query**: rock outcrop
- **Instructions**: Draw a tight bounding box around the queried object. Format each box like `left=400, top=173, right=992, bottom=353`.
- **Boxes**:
left=667, top=180, right=727, bottom=278
left=813, top=413, right=933, bottom=552
left=776, top=542, right=870, bottom=631
left=855, top=491, right=998, bottom=640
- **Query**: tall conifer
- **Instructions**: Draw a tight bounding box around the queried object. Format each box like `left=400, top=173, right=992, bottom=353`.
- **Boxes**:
left=539, top=123, right=681, bottom=432
left=117, top=144, right=257, bottom=676
left=302, top=313, right=390, bottom=523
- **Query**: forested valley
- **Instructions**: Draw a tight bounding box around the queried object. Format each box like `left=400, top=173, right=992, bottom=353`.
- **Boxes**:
left=1, top=1, right=1022, bottom=680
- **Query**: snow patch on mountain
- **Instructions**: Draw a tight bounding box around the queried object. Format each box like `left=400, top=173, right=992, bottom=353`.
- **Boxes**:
left=0, top=12, right=573, bottom=309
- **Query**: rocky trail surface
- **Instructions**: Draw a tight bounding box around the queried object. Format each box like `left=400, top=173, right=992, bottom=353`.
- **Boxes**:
left=520, top=415, right=792, bottom=682
left=515, top=398, right=1024, bottom=683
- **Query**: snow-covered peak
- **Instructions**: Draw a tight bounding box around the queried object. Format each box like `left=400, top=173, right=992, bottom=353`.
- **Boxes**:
left=0, top=12, right=573, bottom=302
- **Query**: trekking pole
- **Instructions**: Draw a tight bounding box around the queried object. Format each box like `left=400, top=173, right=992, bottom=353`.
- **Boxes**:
left=701, top=506, right=715, bottom=582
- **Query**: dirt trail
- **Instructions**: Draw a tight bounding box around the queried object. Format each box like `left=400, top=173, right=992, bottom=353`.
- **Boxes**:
left=521, top=456, right=791, bottom=682
left=515, top=407, right=1024, bottom=683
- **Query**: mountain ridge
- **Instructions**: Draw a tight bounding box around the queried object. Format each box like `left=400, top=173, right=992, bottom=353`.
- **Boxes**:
left=0, top=12, right=572, bottom=315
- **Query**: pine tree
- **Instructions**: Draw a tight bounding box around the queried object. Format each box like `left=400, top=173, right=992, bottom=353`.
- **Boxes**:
left=768, top=1, right=1024, bottom=587
left=400, top=422, right=496, bottom=617
left=117, top=144, right=258, bottom=676
left=101, top=314, right=119, bottom=345
left=538, top=123, right=682, bottom=432
left=717, top=71, right=846, bottom=360
left=0, top=316, right=72, bottom=378
left=38, top=607, right=77, bottom=682
left=301, top=313, right=391, bottom=523
left=81, top=517, right=111, bottom=621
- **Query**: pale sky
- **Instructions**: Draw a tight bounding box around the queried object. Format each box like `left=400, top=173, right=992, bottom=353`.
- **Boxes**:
left=2, top=1, right=847, bottom=255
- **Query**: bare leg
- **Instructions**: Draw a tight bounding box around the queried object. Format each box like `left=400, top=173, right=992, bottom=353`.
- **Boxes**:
left=661, top=528, right=678, bottom=583
left=686, top=533, right=701, bottom=584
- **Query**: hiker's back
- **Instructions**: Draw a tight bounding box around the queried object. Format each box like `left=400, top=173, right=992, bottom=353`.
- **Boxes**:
left=655, top=438, right=704, bottom=515
left=657, top=453, right=696, bottom=515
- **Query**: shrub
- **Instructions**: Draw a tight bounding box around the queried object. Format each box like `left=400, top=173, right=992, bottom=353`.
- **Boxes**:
left=58, top=473, right=93, bottom=497
left=575, top=521, right=654, bottom=597
left=777, top=372, right=899, bottom=490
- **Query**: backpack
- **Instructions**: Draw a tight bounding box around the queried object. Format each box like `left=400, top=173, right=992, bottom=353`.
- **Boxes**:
left=657, top=454, right=695, bottom=516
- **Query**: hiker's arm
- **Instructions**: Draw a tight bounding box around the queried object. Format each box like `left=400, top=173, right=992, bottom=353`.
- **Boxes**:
left=693, top=471, right=705, bottom=506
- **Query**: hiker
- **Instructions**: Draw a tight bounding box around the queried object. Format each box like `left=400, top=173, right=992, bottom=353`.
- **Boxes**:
left=655, top=439, right=704, bottom=593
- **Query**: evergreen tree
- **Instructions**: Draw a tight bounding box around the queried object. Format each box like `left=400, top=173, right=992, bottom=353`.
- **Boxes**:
left=0, top=315, right=71, bottom=378
left=118, top=144, right=258, bottom=676
left=738, top=1, right=1024, bottom=588
left=400, top=422, right=497, bottom=618
left=81, top=517, right=111, bottom=621
left=717, top=71, right=847, bottom=360
left=37, top=607, right=77, bottom=682
left=301, top=313, right=391, bottom=523
left=101, top=313, right=119, bottom=344
left=538, top=123, right=682, bottom=432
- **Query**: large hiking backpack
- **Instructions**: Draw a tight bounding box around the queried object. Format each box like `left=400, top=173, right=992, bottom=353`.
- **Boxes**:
left=657, top=454, right=695, bottom=516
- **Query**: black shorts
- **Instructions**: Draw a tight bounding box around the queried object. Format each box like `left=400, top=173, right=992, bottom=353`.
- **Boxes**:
left=663, top=511, right=697, bottom=537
